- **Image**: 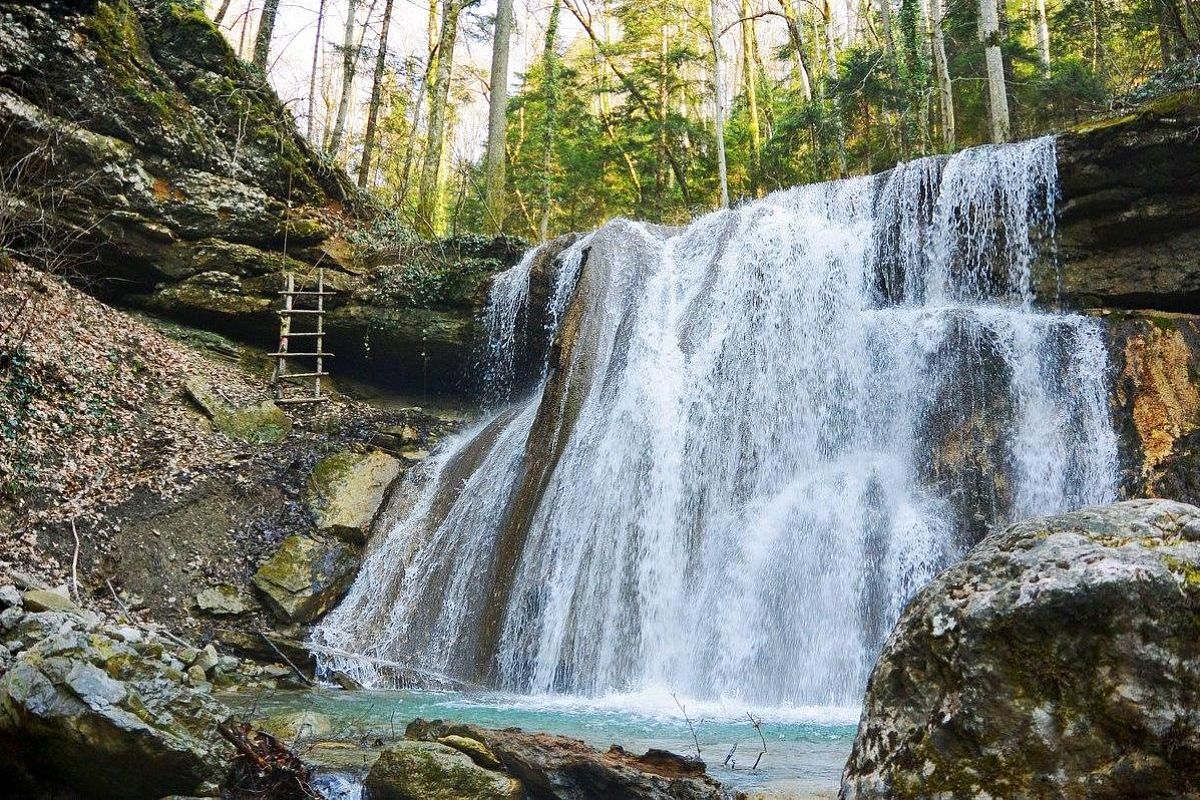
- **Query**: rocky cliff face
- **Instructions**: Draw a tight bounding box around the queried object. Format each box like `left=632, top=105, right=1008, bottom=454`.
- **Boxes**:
left=1050, top=91, right=1200, bottom=313
left=0, top=0, right=524, bottom=395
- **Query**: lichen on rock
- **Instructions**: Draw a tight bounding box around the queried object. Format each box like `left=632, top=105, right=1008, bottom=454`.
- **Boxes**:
left=306, top=449, right=402, bottom=544
left=841, top=499, right=1200, bottom=800
left=251, top=533, right=359, bottom=624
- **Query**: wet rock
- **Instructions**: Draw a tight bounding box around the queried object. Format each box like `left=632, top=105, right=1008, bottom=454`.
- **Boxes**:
left=1107, top=312, right=1200, bottom=503
left=1049, top=90, right=1200, bottom=312
left=438, top=734, right=503, bottom=770
left=259, top=710, right=334, bottom=741
left=251, top=534, right=359, bottom=624
left=184, top=378, right=291, bottom=445
left=330, top=670, right=364, bottom=690
left=365, top=740, right=523, bottom=800
left=306, top=449, right=402, bottom=544
left=195, top=583, right=251, bottom=616
left=406, top=719, right=730, bottom=800
left=841, top=499, right=1200, bottom=800
left=216, top=628, right=315, bottom=670
left=0, top=605, right=233, bottom=798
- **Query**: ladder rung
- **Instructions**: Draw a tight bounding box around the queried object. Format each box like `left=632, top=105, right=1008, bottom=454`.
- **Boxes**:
left=278, top=291, right=336, bottom=296
left=278, top=309, right=325, bottom=315
left=281, top=332, right=324, bottom=337
left=274, top=396, right=332, bottom=405
left=279, top=372, right=330, bottom=379
left=270, top=352, right=334, bottom=357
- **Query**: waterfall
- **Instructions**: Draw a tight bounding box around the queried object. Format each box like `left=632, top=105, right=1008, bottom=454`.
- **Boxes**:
left=314, top=137, right=1118, bottom=708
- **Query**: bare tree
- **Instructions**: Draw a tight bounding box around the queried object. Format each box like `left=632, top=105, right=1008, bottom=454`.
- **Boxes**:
left=710, top=0, right=730, bottom=207
left=213, top=0, right=234, bottom=26
left=928, top=0, right=955, bottom=148
left=416, top=0, right=465, bottom=235
left=358, top=0, right=398, bottom=187
left=777, top=0, right=814, bottom=101
left=307, top=0, right=330, bottom=143
left=1033, top=0, right=1052, bottom=73
left=483, top=0, right=516, bottom=233
left=740, top=0, right=763, bottom=194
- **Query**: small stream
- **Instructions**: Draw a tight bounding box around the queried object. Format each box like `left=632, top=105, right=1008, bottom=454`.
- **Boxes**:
left=229, top=688, right=856, bottom=797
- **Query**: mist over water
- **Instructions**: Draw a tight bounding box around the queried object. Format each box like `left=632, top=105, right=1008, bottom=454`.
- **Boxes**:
left=314, top=137, right=1118, bottom=709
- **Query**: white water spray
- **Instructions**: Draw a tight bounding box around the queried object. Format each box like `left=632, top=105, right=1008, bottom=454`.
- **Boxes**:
left=315, top=137, right=1117, bottom=708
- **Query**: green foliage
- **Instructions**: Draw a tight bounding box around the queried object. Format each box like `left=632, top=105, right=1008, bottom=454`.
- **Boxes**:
left=372, top=0, right=1196, bottom=238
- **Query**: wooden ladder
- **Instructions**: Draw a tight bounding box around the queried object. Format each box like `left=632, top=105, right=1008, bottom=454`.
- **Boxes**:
left=272, top=268, right=333, bottom=405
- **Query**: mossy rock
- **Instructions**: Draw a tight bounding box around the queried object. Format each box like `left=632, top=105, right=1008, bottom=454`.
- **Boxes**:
left=184, top=378, right=290, bottom=445
left=193, top=584, right=250, bottom=616
left=306, top=450, right=402, bottom=544
left=251, top=534, right=359, bottom=624
left=364, top=741, right=522, bottom=800
left=842, top=500, right=1200, bottom=799
left=437, top=735, right=503, bottom=771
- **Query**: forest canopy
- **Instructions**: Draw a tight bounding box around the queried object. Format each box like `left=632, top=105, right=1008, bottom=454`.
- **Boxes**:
left=214, top=0, right=1199, bottom=241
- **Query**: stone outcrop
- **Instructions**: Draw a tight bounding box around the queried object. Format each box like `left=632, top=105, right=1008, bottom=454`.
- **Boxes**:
left=251, top=533, right=359, bottom=624
left=184, top=377, right=291, bottom=444
left=0, top=0, right=528, bottom=395
left=406, top=718, right=737, bottom=800
left=1048, top=90, right=1200, bottom=312
left=366, top=740, right=524, bottom=800
left=841, top=500, right=1200, bottom=800
left=1104, top=312, right=1200, bottom=505
left=0, top=595, right=234, bottom=798
left=305, top=449, right=402, bottom=544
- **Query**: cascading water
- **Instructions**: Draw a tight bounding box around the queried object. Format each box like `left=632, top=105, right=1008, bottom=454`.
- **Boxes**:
left=314, top=137, right=1118, bottom=709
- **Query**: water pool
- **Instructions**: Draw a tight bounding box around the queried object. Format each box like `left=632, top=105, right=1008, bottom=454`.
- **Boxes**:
left=232, top=688, right=857, bottom=798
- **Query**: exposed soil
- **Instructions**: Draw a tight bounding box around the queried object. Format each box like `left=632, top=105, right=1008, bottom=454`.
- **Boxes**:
left=1, top=260, right=471, bottom=642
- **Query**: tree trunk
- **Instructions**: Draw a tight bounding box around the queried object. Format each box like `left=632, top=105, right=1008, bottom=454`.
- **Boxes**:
left=306, top=0, right=330, bottom=143
left=483, top=0, right=516, bottom=233
left=711, top=0, right=730, bottom=207
left=538, top=0, right=562, bottom=241
left=213, top=0, right=233, bottom=25
left=928, top=0, right=955, bottom=149
left=252, top=0, right=281, bottom=70
left=740, top=0, right=762, bottom=194
left=978, top=0, right=1010, bottom=142
left=358, top=0, right=397, bottom=187
left=416, top=0, right=463, bottom=236
left=1034, top=0, right=1051, bottom=73
left=328, top=0, right=363, bottom=159
left=823, top=0, right=848, bottom=175
left=777, top=0, right=814, bottom=101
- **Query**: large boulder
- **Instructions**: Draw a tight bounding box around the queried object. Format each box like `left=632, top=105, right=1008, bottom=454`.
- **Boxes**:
left=251, top=533, right=359, bottom=624
left=405, top=719, right=734, bottom=800
left=841, top=500, right=1200, bottom=800
left=365, top=740, right=524, bottom=800
left=0, top=604, right=234, bottom=799
left=306, top=449, right=402, bottom=544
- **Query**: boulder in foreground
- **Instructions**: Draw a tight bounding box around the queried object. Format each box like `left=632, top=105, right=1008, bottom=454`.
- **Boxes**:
left=841, top=499, right=1200, bottom=799
left=366, top=740, right=523, bottom=800
left=405, top=718, right=737, bottom=799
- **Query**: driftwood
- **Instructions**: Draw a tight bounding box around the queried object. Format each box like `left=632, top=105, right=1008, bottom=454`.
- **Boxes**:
left=218, top=718, right=320, bottom=800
